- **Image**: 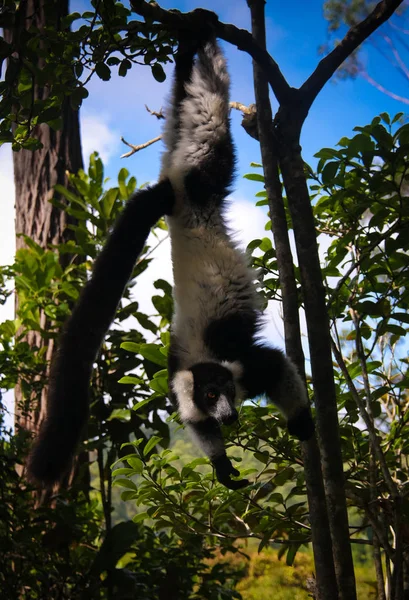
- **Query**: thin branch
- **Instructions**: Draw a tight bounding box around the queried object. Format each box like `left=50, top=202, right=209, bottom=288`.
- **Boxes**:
left=120, top=101, right=257, bottom=158
left=145, top=104, right=165, bottom=119
left=361, top=70, right=409, bottom=104
left=389, top=19, right=409, bottom=34
left=120, top=135, right=162, bottom=158
left=330, top=336, right=399, bottom=499
left=230, top=101, right=255, bottom=114
left=327, top=219, right=402, bottom=308
left=346, top=488, right=395, bottom=559
left=301, top=0, right=405, bottom=108
left=383, top=34, right=409, bottom=80
left=129, top=0, right=292, bottom=104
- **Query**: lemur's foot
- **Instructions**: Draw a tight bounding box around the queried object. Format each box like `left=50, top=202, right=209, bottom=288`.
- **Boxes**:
left=288, top=407, right=315, bottom=441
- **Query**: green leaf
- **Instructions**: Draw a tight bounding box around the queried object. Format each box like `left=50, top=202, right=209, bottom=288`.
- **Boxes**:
left=149, top=377, right=168, bottom=395
left=274, top=467, right=295, bottom=486
left=119, top=59, right=131, bottom=77
left=132, top=512, right=149, bottom=523
left=380, top=112, right=390, bottom=125
left=244, top=173, right=265, bottom=183
left=127, top=457, right=143, bottom=473
left=118, top=375, right=143, bottom=385
left=95, top=62, right=111, bottom=81
left=120, top=342, right=140, bottom=354
left=286, top=543, right=301, bottom=566
left=101, top=188, right=118, bottom=218
left=138, top=343, right=167, bottom=367
left=112, top=468, right=134, bottom=477
left=132, top=396, right=155, bottom=412
left=112, top=478, right=138, bottom=490
left=143, top=435, right=162, bottom=456
left=321, top=161, right=339, bottom=185
left=152, top=63, right=166, bottom=82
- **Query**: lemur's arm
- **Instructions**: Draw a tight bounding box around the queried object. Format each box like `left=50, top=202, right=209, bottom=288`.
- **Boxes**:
left=241, top=345, right=315, bottom=441
left=188, top=420, right=249, bottom=490
left=27, top=181, right=175, bottom=486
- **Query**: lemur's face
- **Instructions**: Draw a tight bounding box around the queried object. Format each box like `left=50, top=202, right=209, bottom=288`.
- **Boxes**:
left=190, top=362, right=238, bottom=425
left=172, top=361, right=243, bottom=424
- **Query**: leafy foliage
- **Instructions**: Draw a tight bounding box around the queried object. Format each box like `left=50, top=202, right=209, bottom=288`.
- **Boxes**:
left=3, top=113, right=409, bottom=595
left=0, top=154, right=240, bottom=598
left=0, top=1, right=175, bottom=149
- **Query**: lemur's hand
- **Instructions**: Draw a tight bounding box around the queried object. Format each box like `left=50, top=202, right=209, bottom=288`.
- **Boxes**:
left=288, top=406, right=315, bottom=442
left=213, top=455, right=249, bottom=490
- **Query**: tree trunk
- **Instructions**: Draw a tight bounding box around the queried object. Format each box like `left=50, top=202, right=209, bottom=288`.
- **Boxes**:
left=278, top=126, right=357, bottom=600
left=247, top=2, right=339, bottom=597
left=4, top=0, right=84, bottom=486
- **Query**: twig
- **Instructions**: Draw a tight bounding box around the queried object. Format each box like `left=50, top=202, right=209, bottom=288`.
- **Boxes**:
left=361, top=69, right=409, bottom=104
left=120, top=135, right=162, bottom=158
left=145, top=104, right=165, bottom=119
left=330, top=336, right=399, bottom=499
left=120, top=101, right=257, bottom=158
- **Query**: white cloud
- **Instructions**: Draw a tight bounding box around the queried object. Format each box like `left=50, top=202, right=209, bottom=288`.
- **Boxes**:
left=0, top=146, right=16, bottom=324
left=0, top=147, right=16, bottom=267
left=0, top=146, right=15, bottom=430
left=81, top=112, right=121, bottom=165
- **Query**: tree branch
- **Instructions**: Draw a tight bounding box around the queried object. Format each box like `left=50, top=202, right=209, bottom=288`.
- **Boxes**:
left=120, top=135, right=162, bottom=158
left=247, top=3, right=338, bottom=599
left=330, top=335, right=399, bottom=499
left=301, top=0, right=405, bottom=108
left=129, top=0, right=292, bottom=104
left=361, top=70, right=409, bottom=104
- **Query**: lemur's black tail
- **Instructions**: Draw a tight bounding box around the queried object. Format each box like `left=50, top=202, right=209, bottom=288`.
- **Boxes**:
left=27, top=181, right=174, bottom=486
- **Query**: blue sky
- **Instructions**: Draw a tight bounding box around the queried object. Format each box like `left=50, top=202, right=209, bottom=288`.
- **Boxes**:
left=63, top=0, right=409, bottom=197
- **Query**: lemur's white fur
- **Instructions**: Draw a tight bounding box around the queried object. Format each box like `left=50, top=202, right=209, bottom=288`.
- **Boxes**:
left=172, top=370, right=207, bottom=423
left=161, top=40, right=230, bottom=186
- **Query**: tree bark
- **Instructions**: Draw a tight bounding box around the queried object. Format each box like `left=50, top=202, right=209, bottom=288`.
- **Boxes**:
left=4, top=0, right=84, bottom=485
left=247, top=2, right=339, bottom=598
left=278, top=133, right=357, bottom=600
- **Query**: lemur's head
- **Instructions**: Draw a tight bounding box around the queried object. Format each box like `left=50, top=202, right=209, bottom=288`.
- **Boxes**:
left=172, top=361, right=243, bottom=425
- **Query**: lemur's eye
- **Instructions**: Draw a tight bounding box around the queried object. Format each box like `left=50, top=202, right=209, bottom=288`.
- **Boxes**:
left=207, top=391, right=217, bottom=399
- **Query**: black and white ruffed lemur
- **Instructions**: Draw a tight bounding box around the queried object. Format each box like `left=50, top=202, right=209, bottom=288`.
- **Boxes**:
left=27, top=33, right=314, bottom=491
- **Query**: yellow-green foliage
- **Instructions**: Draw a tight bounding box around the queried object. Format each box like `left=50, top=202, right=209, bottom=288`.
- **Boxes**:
left=237, top=550, right=312, bottom=600
left=216, top=546, right=378, bottom=600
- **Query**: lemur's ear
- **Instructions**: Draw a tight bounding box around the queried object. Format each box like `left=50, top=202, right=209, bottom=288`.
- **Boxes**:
left=222, top=360, right=243, bottom=381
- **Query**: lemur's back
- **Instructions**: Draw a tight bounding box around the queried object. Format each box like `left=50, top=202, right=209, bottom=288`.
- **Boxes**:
left=168, top=216, right=257, bottom=366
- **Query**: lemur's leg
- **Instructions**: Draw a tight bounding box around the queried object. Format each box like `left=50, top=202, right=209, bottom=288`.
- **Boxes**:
left=187, top=420, right=249, bottom=490
left=241, top=345, right=315, bottom=441
left=27, top=181, right=175, bottom=486
left=160, top=34, right=202, bottom=177
left=164, top=37, right=235, bottom=202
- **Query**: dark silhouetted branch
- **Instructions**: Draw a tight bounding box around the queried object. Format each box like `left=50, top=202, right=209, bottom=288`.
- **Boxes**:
left=129, top=0, right=291, bottom=104
left=301, top=0, right=404, bottom=108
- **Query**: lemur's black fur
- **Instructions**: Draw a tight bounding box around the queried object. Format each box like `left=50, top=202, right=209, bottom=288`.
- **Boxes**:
left=27, top=34, right=314, bottom=490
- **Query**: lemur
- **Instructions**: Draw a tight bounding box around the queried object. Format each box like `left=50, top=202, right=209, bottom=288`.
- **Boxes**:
left=27, top=34, right=314, bottom=490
